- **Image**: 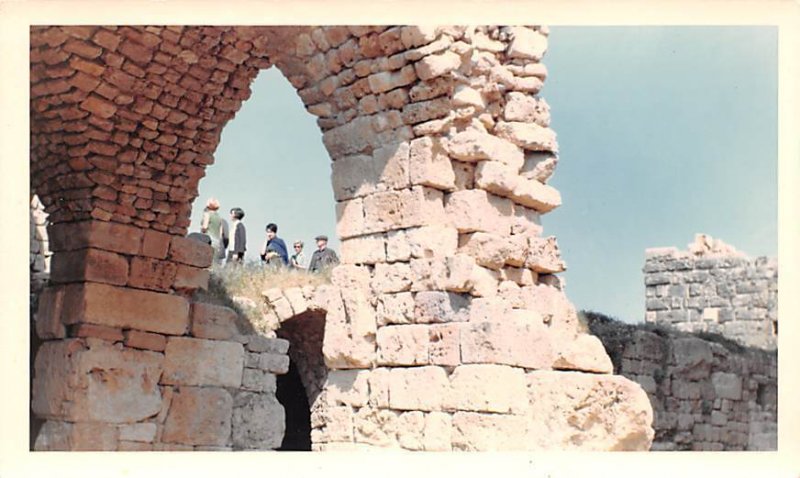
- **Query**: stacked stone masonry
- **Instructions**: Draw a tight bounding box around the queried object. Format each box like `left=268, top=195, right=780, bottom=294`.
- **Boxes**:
left=589, top=316, right=777, bottom=451
left=644, top=234, right=778, bottom=350
left=30, top=25, right=655, bottom=451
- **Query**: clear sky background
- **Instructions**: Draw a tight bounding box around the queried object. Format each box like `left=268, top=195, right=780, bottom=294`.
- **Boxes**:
left=190, top=26, right=777, bottom=323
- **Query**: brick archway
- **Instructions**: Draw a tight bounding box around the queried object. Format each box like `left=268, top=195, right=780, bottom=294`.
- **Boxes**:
left=30, top=25, right=654, bottom=451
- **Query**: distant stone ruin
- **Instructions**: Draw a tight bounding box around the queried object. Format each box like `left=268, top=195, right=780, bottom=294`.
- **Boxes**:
left=29, top=25, right=654, bottom=451
left=644, top=234, right=777, bottom=350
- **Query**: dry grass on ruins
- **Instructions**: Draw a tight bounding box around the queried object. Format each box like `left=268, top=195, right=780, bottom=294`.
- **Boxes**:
left=195, top=263, right=331, bottom=333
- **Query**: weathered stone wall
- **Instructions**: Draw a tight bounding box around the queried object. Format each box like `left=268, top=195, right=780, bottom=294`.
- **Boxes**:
left=29, top=25, right=655, bottom=451
left=588, top=313, right=777, bottom=451
left=644, top=234, right=778, bottom=350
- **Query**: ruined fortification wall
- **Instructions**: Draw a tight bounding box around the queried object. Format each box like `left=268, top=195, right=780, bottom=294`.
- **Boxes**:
left=588, top=314, right=777, bottom=451
left=29, top=25, right=654, bottom=451
left=644, top=235, right=777, bottom=350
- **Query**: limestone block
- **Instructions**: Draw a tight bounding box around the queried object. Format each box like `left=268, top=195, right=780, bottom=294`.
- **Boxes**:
left=711, top=372, right=743, bottom=400
left=245, top=336, right=289, bottom=354
left=371, top=262, right=413, bottom=293
left=262, top=288, right=294, bottom=321
left=59, top=282, right=190, bottom=336
left=494, top=121, right=558, bottom=153
left=444, top=189, right=512, bottom=235
left=322, top=369, right=370, bottom=407
left=445, top=130, right=524, bottom=169
left=376, top=292, right=415, bottom=326
left=32, top=338, right=163, bottom=423
left=127, top=257, right=178, bottom=292
left=70, top=323, right=124, bottom=342
left=140, top=229, right=172, bottom=259
left=453, top=84, right=485, bottom=109
left=161, top=337, right=244, bottom=388
left=323, top=289, right=376, bottom=369
left=191, top=302, right=239, bottom=340
left=363, top=186, right=446, bottom=234
left=50, top=247, right=129, bottom=286
left=377, top=324, right=429, bottom=365
left=173, top=264, right=210, bottom=291
left=460, top=317, right=555, bottom=370
left=162, top=387, right=232, bottom=447
left=504, top=92, right=550, bottom=126
left=169, top=235, right=213, bottom=268
left=445, top=364, right=527, bottom=413
left=367, top=64, right=416, bottom=94
left=340, top=233, right=386, bottom=265
left=330, top=265, right=372, bottom=293
left=35, top=286, right=67, bottom=339
left=396, top=411, right=425, bottom=450
left=511, top=177, right=562, bottom=213
left=388, top=366, right=449, bottom=411
left=242, top=368, right=277, bottom=393
left=428, top=323, right=460, bottom=366
left=409, top=136, right=456, bottom=190
left=469, top=265, right=500, bottom=297
left=671, top=337, right=713, bottom=380
left=444, top=254, right=477, bottom=292
left=48, top=220, right=143, bottom=255
left=474, top=160, right=518, bottom=198
left=232, top=391, right=285, bottom=450
left=457, top=231, right=513, bottom=270
left=118, top=423, right=157, bottom=443
left=354, top=407, right=401, bottom=447
left=283, top=287, right=309, bottom=316
left=553, top=334, right=614, bottom=374
left=34, top=421, right=119, bottom=451
left=332, top=142, right=411, bottom=201
left=406, top=225, right=459, bottom=259
left=384, top=229, right=411, bottom=262
left=524, top=371, right=654, bottom=451
left=451, top=412, right=527, bottom=451
left=257, top=353, right=290, bottom=374
left=506, top=27, right=548, bottom=60
left=123, top=329, right=167, bottom=352
left=400, top=26, right=440, bottom=49
left=501, top=266, right=537, bottom=287
left=323, top=116, right=375, bottom=157
left=414, top=50, right=461, bottom=81
left=311, top=406, right=354, bottom=443
left=525, top=236, right=566, bottom=273
left=335, top=197, right=366, bottom=239
left=521, top=152, right=558, bottom=183
left=368, top=367, right=391, bottom=408
left=413, top=291, right=470, bottom=323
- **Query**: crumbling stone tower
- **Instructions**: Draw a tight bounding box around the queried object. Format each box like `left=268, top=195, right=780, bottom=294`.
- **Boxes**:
left=30, top=25, right=654, bottom=451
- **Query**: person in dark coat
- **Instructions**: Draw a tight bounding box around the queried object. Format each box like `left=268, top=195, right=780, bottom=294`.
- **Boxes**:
left=226, top=207, right=246, bottom=265
left=308, top=234, right=339, bottom=273
left=260, top=223, right=289, bottom=267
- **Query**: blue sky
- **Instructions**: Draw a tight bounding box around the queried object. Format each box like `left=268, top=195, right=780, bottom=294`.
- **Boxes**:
left=191, top=26, right=777, bottom=323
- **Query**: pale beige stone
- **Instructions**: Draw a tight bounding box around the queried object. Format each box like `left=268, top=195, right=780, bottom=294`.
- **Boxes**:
left=335, top=197, right=366, bottom=239
left=162, top=386, right=233, bottom=447
left=414, top=50, right=461, bottom=81
left=385, top=229, right=411, bottom=262
left=457, top=232, right=512, bottom=270
left=444, top=189, right=512, bottom=235
left=283, top=287, right=308, bottom=316
left=428, top=323, right=460, bottom=366
left=406, top=226, right=459, bottom=259
left=376, top=292, right=415, bottom=326
left=396, top=411, right=425, bottom=450
left=368, top=367, right=391, bottom=408
left=32, top=338, right=164, bottom=423
left=504, top=91, right=549, bottom=125
left=191, top=303, right=239, bottom=341
left=469, top=265, right=500, bottom=297
left=445, top=364, right=527, bottom=413
left=377, top=324, right=429, bottom=365
left=322, top=369, right=370, bottom=407
left=331, top=265, right=371, bottom=292
left=521, top=152, right=558, bottom=183
left=506, top=27, right=548, bottom=60
left=414, top=290, right=470, bottom=323
left=460, top=316, right=556, bottom=369
left=400, top=26, right=440, bottom=48
left=445, top=130, right=524, bottom=169
left=311, top=406, right=354, bottom=443
left=367, top=65, right=416, bottom=94
left=501, top=266, right=537, bottom=286
left=524, top=371, right=654, bottom=451
left=323, top=289, right=376, bottom=369
left=453, top=84, right=485, bottom=109
left=340, top=234, right=386, bottom=264
left=553, top=334, right=614, bottom=374
left=409, top=136, right=456, bottom=190
left=363, top=186, right=446, bottom=234
left=451, top=411, right=527, bottom=451
left=161, top=337, right=244, bottom=388
left=354, top=407, right=400, bottom=447
left=511, top=204, right=543, bottom=237
left=371, top=262, right=413, bottom=293
left=388, top=366, right=449, bottom=411
left=525, top=236, right=566, bottom=273
left=118, top=422, right=157, bottom=443
left=511, top=177, right=562, bottom=213
left=494, top=121, right=558, bottom=153
left=231, top=391, right=285, bottom=450
left=474, top=160, right=518, bottom=198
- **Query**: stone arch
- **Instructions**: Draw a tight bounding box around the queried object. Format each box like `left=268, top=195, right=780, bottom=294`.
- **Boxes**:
left=30, top=25, right=655, bottom=451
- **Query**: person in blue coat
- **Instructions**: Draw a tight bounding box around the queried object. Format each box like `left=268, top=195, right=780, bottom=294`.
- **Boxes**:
left=260, top=222, right=289, bottom=266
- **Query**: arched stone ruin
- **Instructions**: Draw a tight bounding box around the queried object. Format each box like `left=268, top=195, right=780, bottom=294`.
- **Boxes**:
left=29, top=25, right=654, bottom=451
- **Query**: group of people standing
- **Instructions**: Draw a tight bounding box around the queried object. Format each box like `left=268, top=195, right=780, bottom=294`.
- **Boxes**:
left=199, top=198, right=339, bottom=273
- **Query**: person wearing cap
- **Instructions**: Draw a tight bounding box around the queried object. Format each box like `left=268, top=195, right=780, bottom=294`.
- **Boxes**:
left=200, top=197, right=228, bottom=263
left=308, top=234, right=339, bottom=273
left=290, top=240, right=308, bottom=270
